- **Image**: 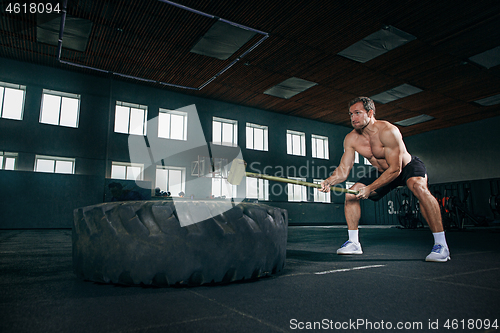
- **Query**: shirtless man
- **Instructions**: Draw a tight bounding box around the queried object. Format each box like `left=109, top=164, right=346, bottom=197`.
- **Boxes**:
left=320, top=97, right=450, bottom=262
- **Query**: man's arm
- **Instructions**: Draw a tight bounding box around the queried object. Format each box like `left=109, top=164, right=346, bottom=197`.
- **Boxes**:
left=320, top=136, right=355, bottom=192
left=357, top=126, right=404, bottom=199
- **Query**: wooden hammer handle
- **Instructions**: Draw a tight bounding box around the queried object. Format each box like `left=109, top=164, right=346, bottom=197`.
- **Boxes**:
left=245, top=172, right=359, bottom=195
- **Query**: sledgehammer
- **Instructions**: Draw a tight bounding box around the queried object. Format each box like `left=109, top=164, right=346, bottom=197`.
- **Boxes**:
left=227, top=159, right=359, bottom=195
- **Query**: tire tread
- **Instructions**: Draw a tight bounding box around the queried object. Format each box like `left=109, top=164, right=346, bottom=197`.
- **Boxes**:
left=73, top=201, right=287, bottom=286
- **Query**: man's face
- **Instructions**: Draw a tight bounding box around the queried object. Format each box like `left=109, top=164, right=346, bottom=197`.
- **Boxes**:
left=349, top=102, right=372, bottom=130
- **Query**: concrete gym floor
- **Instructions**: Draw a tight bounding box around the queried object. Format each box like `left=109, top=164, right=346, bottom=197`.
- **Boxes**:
left=1, top=226, right=499, bottom=333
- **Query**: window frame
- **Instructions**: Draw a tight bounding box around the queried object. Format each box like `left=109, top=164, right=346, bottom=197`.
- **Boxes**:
left=246, top=177, right=269, bottom=201
left=211, top=177, right=237, bottom=198
left=212, top=117, right=238, bottom=147
left=311, top=134, right=329, bottom=159
left=39, top=89, right=81, bottom=128
left=246, top=122, right=268, bottom=151
left=287, top=130, right=306, bottom=156
left=110, top=161, right=144, bottom=181
left=287, top=177, right=307, bottom=202
left=354, top=151, right=360, bottom=164
left=0, top=81, right=26, bottom=120
left=158, top=108, right=188, bottom=141
left=34, top=155, right=75, bottom=174
left=114, top=101, right=148, bottom=136
left=354, top=151, right=372, bottom=165
left=155, top=166, right=186, bottom=196
left=0, top=151, right=18, bottom=170
left=313, top=179, right=331, bottom=203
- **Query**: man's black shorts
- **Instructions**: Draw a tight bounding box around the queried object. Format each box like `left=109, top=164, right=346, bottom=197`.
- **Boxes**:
left=357, top=156, right=427, bottom=201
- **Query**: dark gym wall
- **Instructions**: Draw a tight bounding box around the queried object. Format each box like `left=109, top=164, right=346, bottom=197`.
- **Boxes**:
left=0, top=57, right=354, bottom=228
left=2, top=57, right=498, bottom=228
left=404, top=116, right=500, bottom=184
left=1, top=60, right=109, bottom=175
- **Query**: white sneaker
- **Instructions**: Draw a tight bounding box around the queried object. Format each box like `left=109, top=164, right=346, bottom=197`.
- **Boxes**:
left=337, top=240, right=363, bottom=255
left=425, top=244, right=451, bottom=262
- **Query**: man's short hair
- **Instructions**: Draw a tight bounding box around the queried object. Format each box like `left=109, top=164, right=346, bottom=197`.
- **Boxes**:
left=349, top=97, right=376, bottom=116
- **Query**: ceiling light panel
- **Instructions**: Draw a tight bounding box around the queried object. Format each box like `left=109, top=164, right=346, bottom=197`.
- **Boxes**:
left=190, top=21, right=257, bottom=60
left=370, top=84, right=423, bottom=104
left=475, top=94, right=500, bottom=106
left=468, top=46, right=500, bottom=69
left=37, top=14, right=92, bottom=52
left=338, top=25, right=416, bottom=63
left=264, top=77, right=318, bottom=99
left=395, top=114, right=434, bottom=127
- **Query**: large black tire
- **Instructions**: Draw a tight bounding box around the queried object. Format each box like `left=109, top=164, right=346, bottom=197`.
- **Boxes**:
left=72, top=200, right=288, bottom=286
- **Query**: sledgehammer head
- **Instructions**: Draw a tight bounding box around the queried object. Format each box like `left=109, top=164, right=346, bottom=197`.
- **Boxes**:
left=227, top=159, right=246, bottom=185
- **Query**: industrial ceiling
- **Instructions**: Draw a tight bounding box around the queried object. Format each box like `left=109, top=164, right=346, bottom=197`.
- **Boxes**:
left=1, top=0, right=499, bottom=136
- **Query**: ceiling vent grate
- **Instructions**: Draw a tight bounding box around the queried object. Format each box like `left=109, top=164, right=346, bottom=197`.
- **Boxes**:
left=370, top=84, right=423, bottom=104
left=264, top=77, right=318, bottom=99
left=395, top=114, right=434, bottom=127
left=37, top=13, right=92, bottom=52
left=190, top=20, right=256, bottom=60
left=338, top=25, right=416, bottom=63
left=468, top=46, right=500, bottom=69
left=475, top=94, right=500, bottom=106
left=56, top=0, right=268, bottom=91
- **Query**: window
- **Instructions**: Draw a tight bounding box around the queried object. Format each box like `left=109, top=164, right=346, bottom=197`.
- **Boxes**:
left=213, top=117, right=237, bottom=146
left=114, top=101, right=147, bottom=135
left=246, top=123, right=268, bottom=151
left=354, top=151, right=372, bottom=165
left=246, top=177, right=269, bottom=200
left=0, top=152, right=17, bottom=170
left=312, top=134, right=329, bottom=159
left=40, top=89, right=80, bottom=127
left=156, top=166, right=185, bottom=196
left=0, top=81, right=26, bottom=120
left=111, top=162, right=143, bottom=181
left=158, top=109, right=187, bottom=140
left=212, top=178, right=237, bottom=198
left=313, top=179, right=330, bottom=203
left=35, top=155, right=75, bottom=174
left=287, top=130, right=306, bottom=156
left=287, top=177, right=307, bottom=202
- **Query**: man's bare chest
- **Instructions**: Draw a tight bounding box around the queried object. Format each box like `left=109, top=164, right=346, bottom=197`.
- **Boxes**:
left=355, top=135, right=385, bottom=160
